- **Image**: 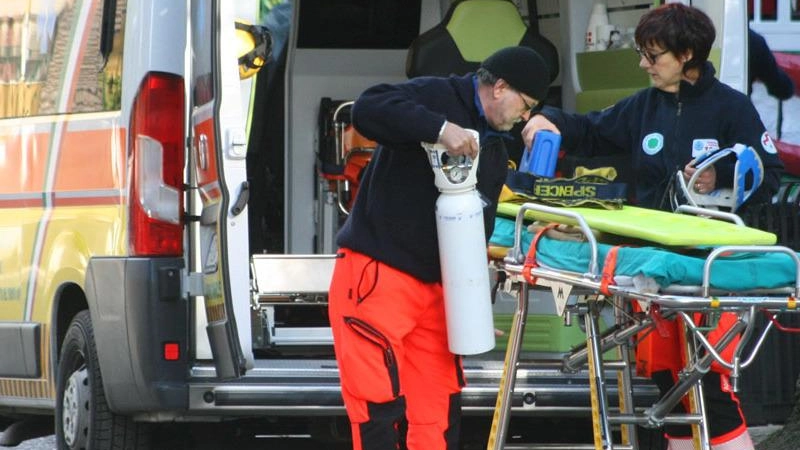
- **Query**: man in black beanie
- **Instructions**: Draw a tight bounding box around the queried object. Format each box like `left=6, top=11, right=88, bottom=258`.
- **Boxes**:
left=327, top=46, right=550, bottom=450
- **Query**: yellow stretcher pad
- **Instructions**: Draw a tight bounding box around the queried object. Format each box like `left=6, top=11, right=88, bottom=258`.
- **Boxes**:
left=496, top=202, right=777, bottom=247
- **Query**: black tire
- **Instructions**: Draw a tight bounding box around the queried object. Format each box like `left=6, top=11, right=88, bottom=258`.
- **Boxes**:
left=55, top=310, right=151, bottom=450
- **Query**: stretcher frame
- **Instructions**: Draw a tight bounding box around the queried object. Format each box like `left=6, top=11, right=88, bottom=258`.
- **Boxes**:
left=330, top=100, right=375, bottom=216
left=488, top=202, right=800, bottom=450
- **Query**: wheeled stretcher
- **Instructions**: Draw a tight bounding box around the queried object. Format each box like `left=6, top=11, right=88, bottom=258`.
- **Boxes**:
left=487, top=202, right=800, bottom=450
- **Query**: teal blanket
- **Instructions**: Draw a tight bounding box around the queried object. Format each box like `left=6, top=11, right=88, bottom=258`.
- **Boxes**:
left=490, top=217, right=798, bottom=291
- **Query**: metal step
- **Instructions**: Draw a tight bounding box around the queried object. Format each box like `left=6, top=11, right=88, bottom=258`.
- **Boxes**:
left=187, top=359, right=659, bottom=414
left=250, top=254, right=337, bottom=347
left=251, top=253, right=337, bottom=295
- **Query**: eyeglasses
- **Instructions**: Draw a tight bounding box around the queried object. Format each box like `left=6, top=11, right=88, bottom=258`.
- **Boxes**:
left=635, top=46, right=670, bottom=65
left=515, top=90, right=537, bottom=113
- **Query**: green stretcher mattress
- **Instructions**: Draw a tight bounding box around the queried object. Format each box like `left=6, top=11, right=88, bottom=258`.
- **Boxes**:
left=490, top=217, right=796, bottom=291
left=496, top=202, right=777, bottom=247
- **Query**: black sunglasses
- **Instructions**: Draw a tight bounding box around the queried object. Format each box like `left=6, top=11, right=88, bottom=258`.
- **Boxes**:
left=515, top=90, right=540, bottom=113
left=635, top=46, right=669, bottom=65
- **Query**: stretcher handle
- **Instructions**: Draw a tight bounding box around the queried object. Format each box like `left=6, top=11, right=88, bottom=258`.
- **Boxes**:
left=332, top=101, right=355, bottom=166
left=674, top=204, right=744, bottom=226
left=702, top=245, right=800, bottom=297
left=505, top=202, right=600, bottom=279
left=678, top=307, right=757, bottom=375
left=739, top=314, right=775, bottom=369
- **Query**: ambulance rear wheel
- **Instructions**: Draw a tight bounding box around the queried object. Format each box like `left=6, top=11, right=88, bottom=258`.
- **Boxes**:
left=55, top=310, right=151, bottom=450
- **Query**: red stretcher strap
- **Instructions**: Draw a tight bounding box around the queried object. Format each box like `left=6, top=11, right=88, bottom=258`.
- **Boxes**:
left=522, top=223, right=559, bottom=286
left=600, top=245, right=622, bottom=297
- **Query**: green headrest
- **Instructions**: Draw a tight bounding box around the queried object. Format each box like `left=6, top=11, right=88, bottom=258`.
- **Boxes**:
left=445, top=0, right=526, bottom=62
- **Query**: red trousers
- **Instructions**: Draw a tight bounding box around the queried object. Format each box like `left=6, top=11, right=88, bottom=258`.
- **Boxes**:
left=328, top=248, right=464, bottom=450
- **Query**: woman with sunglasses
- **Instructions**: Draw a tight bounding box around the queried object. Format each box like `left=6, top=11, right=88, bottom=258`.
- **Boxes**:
left=525, top=3, right=782, bottom=211
left=522, top=4, right=782, bottom=450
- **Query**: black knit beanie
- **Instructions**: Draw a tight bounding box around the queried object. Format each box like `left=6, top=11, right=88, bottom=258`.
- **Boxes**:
left=480, top=46, right=550, bottom=102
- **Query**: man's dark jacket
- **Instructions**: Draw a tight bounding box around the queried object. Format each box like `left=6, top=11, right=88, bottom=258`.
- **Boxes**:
left=337, top=74, right=508, bottom=283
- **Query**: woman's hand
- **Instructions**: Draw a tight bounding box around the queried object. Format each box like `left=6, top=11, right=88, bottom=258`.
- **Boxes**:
left=521, top=114, right=560, bottom=149
left=683, top=162, right=716, bottom=194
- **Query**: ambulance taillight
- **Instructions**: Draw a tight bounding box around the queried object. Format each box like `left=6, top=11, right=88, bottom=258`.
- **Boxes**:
left=129, top=73, right=185, bottom=256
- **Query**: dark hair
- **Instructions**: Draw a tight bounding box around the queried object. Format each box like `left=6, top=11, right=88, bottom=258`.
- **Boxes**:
left=635, top=3, right=715, bottom=75
left=475, top=67, right=498, bottom=86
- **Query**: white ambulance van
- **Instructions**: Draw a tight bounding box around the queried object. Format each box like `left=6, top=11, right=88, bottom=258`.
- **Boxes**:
left=0, top=0, right=759, bottom=448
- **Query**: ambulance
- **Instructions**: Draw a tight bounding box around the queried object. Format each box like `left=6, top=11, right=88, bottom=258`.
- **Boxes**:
left=0, top=0, right=762, bottom=448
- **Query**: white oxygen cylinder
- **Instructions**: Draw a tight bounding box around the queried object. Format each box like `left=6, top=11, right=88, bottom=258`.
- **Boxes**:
left=585, top=2, right=609, bottom=52
left=422, top=129, right=495, bottom=355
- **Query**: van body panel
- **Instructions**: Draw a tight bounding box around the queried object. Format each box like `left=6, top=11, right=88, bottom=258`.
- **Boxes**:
left=86, top=257, right=188, bottom=413
left=0, top=323, right=40, bottom=378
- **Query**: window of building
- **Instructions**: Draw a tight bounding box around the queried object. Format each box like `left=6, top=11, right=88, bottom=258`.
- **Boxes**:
left=0, top=0, right=126, bottom=119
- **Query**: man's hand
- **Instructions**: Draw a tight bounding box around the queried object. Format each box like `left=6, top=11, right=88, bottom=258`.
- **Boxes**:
left=438, top=122, right=479, bottom=159
left=521, top=114, right=560, bottom=149
left=684, top=162, right=716, bottom=194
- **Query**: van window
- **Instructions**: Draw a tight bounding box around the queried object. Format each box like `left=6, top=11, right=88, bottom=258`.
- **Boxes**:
left=0, top=0, right=126, bottom=119
left=296, top=0, right=421, bottom=49
left=192, top=0, right=215, bottom=106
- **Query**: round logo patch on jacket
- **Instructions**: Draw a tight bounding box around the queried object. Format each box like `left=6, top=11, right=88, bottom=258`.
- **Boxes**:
left=642, top=133, right=664, bottom=155
left=761, top=131, right=777, bottom=154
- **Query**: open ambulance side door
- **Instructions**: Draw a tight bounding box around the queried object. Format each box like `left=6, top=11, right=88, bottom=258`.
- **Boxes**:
left=188, top=0, right=254, bottom=378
